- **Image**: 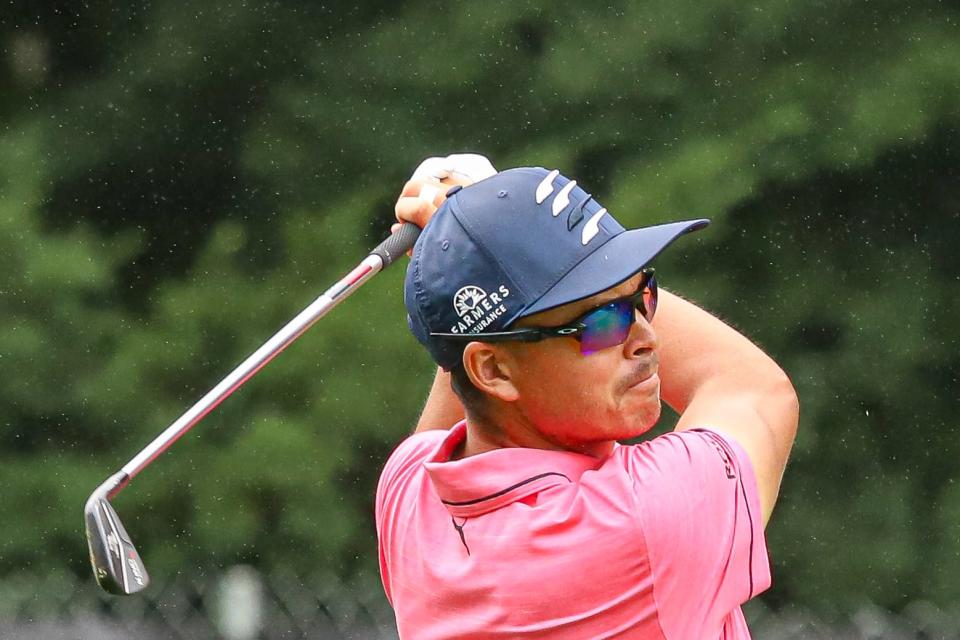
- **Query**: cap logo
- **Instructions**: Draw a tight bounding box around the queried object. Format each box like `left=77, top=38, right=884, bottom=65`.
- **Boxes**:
left=535, top=169, right=607, bottom=245
left=582, top=208, right=607, bottom=245
left=453, top=285, right=487, bottom=316
left=552, top=180, right=577, bottom=217
left=535, top=169, right=560, bottom=204
left=450, top=284, right=512, bottom=334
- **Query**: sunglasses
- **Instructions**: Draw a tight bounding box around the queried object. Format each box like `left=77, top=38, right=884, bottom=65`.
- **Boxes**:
left=432, top=269, right=657, bottom=355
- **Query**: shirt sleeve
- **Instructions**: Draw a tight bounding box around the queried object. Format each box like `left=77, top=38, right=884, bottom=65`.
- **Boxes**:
left=375, top=430, right=444, bottom=604
left=624, top=429, right=771, bottom=637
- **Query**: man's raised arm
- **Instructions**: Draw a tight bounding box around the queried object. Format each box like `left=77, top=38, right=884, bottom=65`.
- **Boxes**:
left=654, top=290, right=800, bottom=525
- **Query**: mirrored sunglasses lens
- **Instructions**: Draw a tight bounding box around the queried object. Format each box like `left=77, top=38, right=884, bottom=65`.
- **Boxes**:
left=579, top=300, right=633, bottom=354
left=645, top=293, right=656, bottom=321
left=642, top=275, right=658, bottom=321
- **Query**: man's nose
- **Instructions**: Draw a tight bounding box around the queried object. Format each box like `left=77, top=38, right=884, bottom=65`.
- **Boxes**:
left=625, top=310, right=657, bottom=356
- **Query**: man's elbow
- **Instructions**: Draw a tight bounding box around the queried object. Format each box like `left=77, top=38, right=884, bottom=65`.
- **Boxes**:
left=761, top=369, right=800, bottom=456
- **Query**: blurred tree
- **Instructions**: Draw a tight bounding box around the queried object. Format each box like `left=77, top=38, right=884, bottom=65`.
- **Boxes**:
left=0, top=0, right=957, bottom=618
left=0, top=126, right=140, bottom=570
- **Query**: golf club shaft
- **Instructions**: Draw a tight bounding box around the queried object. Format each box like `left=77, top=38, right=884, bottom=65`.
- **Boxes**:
left=106, top=223, right=420, bottom=496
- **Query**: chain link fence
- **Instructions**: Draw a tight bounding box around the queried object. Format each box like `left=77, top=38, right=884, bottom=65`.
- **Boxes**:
left=0, top=567, right=397, bottom=640
left=2, top=567, right=959, bottom=639
left=744, top=599, right=960, bottom=640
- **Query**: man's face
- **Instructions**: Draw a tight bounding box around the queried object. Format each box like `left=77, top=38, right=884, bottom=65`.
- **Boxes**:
left=504, top=274, right=661, bottom=453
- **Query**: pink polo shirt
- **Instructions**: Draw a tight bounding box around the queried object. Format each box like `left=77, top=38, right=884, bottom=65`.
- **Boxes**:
left=376, top=422, right=770, bottom=639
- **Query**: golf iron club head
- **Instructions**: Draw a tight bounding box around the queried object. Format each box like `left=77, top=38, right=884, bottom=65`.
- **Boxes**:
left=84, top=472, right=149, bottom=595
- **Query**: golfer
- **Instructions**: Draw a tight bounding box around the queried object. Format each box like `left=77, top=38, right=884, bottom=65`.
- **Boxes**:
left=377, top=159, right=799, bottom=639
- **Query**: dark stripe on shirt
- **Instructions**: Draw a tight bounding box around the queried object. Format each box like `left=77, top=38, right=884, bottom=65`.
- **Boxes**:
left=441, top=472, right=572, bottom=506
left=693, top=429, right=757, bottom=598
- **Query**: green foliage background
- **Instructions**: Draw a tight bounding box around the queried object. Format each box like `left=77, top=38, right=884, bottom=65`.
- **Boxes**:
left=1, top=0, right=957, bottom=618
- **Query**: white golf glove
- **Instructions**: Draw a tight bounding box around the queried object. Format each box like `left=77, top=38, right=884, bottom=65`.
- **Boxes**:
left=411, top=153, right=498, bottom=185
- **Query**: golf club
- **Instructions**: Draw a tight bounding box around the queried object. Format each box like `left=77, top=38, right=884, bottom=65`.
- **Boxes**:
left=84, top=222, right=421, bottom=595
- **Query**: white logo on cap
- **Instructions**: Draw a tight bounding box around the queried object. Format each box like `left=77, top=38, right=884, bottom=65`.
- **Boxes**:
left=535, top=169, right=606, bottom=245
left=450, top=284, right=511, bottom=334
left=453, top=286, right=487, bottom=316
left=536, top=169, right=560, bottom=204
left=582, top=208, right=607, bottom=245
left=552, top=180, right=577, bottom=217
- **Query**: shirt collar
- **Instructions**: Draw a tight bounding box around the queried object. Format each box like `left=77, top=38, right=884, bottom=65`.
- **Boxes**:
left=424, top=421, right=604, bottom=518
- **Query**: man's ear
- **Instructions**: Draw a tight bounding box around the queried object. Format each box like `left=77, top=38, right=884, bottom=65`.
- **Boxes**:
left=462, top=342, right=520, bottom=402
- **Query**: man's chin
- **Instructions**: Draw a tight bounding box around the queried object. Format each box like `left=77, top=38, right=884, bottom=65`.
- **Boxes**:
left=625, top=401, right=662, bottom=438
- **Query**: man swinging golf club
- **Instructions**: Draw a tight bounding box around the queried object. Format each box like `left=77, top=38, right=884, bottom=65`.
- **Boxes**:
left=377, top=155, right=799, bottom=639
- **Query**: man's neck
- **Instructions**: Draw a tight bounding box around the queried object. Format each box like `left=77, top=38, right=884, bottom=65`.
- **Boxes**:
left=459, top=412, right=615, bottom=460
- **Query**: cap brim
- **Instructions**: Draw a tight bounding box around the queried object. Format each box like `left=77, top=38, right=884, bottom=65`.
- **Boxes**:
left=522, top=219, right=709, bottom=317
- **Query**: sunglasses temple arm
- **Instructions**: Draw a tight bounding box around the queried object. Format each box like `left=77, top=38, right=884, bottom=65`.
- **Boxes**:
left=432, top=329, right=553, bottom=342
left=119, top=223, right=421, bottom=482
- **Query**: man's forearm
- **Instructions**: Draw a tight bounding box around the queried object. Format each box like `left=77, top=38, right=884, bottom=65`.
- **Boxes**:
left=653, top=289, right=799, bottom=524
left=653, top=289, right=792, bottom=418
left=414, top=367, right=465, bottom=432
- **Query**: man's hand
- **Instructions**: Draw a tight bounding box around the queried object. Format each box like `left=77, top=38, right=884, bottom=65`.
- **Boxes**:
left=410, top=153, right=497, bottom=185
left=392, top=154, right=497, bottom=232
left=397, top=154, right=496, bottom=432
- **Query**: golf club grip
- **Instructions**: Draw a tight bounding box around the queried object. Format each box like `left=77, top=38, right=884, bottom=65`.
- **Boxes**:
left=370, top=222, right=421, bottom=267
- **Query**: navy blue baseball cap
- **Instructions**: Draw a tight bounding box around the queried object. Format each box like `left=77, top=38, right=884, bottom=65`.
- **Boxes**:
left=404, top=167, right=708, bottom=370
